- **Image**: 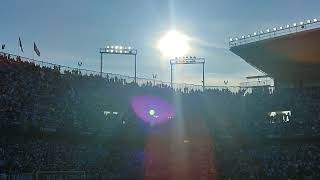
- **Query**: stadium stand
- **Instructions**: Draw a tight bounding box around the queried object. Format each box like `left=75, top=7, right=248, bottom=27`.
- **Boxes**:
left=1, top=52, right=320, bottom=179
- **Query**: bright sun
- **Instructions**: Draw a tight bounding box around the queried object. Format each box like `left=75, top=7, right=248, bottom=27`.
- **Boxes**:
left=157, top=30, right=190, bottom=58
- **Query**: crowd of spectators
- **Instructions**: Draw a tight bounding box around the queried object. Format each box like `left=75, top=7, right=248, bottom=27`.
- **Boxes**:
left=245, top=87, right=320, bottom=137
left=1, top=52, right=320, bottom=179
left=0, top=136, right=144, bottom=179
left=215, top=143, right=320, bottom=179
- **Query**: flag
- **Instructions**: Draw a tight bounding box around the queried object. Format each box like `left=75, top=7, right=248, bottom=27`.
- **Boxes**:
left=34, top=42, right=40, bottom=56
left=19, top=37, right=24, bottom=52
left=1, top=44, right=4, bottom=50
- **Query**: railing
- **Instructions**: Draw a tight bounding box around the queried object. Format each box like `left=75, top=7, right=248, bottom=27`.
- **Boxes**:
left=229, top=18, right=320, bottom=47
left=0, top=52, right=247, bottom=92
left=206, top=85, right=243, bottom=93
left=240, top=79, right=273, bottom=88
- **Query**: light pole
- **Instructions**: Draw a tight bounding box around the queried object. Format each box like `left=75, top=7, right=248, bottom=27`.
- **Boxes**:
left=170, top=56, right=205, bottom=91
left=99, top=45, right=138, bottom=83
left=77, top=61, right=82, bottom=74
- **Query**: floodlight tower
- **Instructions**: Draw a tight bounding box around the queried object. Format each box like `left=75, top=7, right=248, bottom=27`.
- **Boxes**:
left=99, top=45, right=138, bottom=83
left=170, top=56, right=205, bottom=91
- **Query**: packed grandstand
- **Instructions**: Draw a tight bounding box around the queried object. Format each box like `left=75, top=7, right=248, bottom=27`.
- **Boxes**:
left=1, top=50, right=320, bottom=180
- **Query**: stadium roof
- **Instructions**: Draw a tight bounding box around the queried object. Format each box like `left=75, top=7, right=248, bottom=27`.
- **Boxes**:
left=230, top=26, right=320, bottom=84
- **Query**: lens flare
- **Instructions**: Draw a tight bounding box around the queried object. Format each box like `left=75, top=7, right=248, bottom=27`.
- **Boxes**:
left=131, top=95, right=176, bottom=126
left=149, top=109, right=156, bottom=116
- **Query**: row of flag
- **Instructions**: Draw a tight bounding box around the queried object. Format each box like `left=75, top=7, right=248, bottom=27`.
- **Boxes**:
left=1, top=37, right=40, bottom=57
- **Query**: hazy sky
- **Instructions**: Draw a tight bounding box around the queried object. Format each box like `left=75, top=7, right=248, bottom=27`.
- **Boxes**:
left=1, top=0, right=319, bottom=85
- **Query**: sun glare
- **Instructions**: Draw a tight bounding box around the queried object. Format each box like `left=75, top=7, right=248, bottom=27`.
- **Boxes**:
left=157, top=30, right=190, bottom=58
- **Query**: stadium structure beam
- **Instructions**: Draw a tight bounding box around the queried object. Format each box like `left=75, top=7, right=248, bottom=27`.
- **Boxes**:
left=99, top=46, right=138, bottom=83
left=170, top=56, right=205, bottom=91
left=246, top=75, right=271, bottom=79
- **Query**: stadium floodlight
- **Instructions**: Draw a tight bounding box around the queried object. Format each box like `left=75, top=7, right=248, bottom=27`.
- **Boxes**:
left=100, top=45, right=138, bottom=82
left=230, top=17, right=319, bottom=48
left=170, top=56, right=206, bottom=91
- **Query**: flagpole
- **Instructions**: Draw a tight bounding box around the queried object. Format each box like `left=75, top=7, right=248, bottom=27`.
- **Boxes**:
left=18, top=37, right=22, bottom=57
left=17, top=39, right=20, bottom=57
left=33, top=42, right=35, bottom=60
